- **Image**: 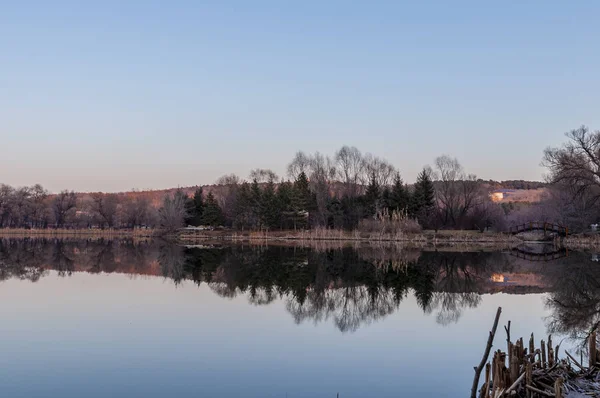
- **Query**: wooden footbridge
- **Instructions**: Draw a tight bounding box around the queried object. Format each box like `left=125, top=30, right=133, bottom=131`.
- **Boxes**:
left=508, top=221, right=568, bottom=237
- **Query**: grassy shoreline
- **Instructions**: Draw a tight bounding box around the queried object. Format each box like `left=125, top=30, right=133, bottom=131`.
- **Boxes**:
left=176, top=228, right=600, bottom=249
left=176, top=228, right=523, bottom=246
left=0, top=228, right=157, bottom=238
left=2, top=227, right=598, bottom=249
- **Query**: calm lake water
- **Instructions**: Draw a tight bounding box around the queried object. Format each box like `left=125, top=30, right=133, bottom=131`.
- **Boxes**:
left=0, top=239, right=595, bottom=397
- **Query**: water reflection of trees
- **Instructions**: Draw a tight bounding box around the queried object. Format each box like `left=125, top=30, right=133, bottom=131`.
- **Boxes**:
left=0, top=238, right=161, bottom=281
left=0, top=239, right=515, bottom=332
left=425, top=252, right=501, bottom=326
left=7, top=238, right=600, bottom=337
left=176, top=247, right=512, bottom=332
left=543, top=252, right=600, bottom=343
left=0, top=239, right=49, bottom=282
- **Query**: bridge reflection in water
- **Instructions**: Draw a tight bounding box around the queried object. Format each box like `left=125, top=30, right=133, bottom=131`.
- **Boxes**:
left=509, top=245, right=568, bottom=262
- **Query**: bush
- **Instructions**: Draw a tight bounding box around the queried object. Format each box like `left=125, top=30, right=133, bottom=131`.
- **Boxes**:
left=357, top=209, right=422, bottom=235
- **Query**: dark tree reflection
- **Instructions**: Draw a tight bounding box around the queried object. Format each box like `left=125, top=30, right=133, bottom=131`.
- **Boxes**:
left=176, top=246, right=515, bottom=332
left=0, top=239, right=529, bottom=333
left=543, top=252, right=600, bottom=344
left=422, top=252, right=510, bottom=325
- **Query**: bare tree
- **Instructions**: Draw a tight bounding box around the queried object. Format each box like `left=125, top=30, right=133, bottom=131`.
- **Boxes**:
left=215, top=174, right=242, bottom=225
left=335, top=146, right=364, bottom=196
left=122, top=196, right=151, bottom=227
left=469, top=192, right=506, bottom=232
left=0, top=184, right=52, bottom=228
left=91, top=193, right=119, bottom=228
left=52, top=190, right=77, bottom=228
left=249, top=168, right=278, bottom=183
left=433, top=155, right=481, bottom=228
left=287, top=151, right=311, bottom=179
left=30, top=184, right=49, bottom=227
left=505, top=187, right=594, bottom=233
left=158, top=190, right=188, bottom=232
left=309, top=152, right=336, bottom=225
left=215, top=174, right=241, bottom=186
left=10, top=187, right=34, bottom=228
left=0, top=184, right=15, bottom=227
left=362, top=153, right=396, bottom=187
left=543, top=126, right=600, bottom=210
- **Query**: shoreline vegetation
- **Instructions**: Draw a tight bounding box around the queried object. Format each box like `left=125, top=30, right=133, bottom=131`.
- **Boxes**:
left=177, top=228, right=600, bottom=249
left=3, top=227, right=600, bottom=249
left=0, top=227, right=157, bottom=239
left=176, top=228, right=522, bottom=245
left=3, top=128, right=600, bottom=251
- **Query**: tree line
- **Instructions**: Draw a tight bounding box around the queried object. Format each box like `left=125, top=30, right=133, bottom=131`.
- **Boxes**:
left=180, top=126, right=600, bottom=234
left=161, top=146, right=506, bottom=232
left=0, top=185, right=158, bottom=229
left=177, top=126, right=600, bottom=234
left=9, top=142, right=575, bottom=232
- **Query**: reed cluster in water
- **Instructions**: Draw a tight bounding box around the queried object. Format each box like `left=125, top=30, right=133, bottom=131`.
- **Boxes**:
left=474, top=309, right=600, bottom=398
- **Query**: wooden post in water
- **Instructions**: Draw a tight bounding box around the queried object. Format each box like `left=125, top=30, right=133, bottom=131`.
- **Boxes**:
left=470, top=307, right=502, bottom=398
left=505, top=321, right=511, bottom=370
left=510, top=345, right=519, bottom=383
left=529, top=333, right=535, bottom=363
left=548, top=335, right=554, bottom=367
left=482, top=363, right=490, bottom=398
left=590, top=331, right=597, bottom=368
left=555, top=377, right=564, bottom=398
left=525, top=362, right=532, bottom=398
left=541, top=339, right=547, bottom=369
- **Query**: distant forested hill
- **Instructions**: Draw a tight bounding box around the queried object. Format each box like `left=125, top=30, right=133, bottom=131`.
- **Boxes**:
left=480, top=180, right=548, bottom=190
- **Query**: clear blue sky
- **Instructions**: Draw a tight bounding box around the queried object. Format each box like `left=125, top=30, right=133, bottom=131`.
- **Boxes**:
left=2, top=1, right=599, bottom=192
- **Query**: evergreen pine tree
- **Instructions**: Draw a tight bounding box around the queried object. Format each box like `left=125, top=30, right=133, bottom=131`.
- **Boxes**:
left=250, top=178, right=263, bottom=229
left=381, top=187, right=391, bottom=213
left=390, top=173, right=410, bottom=213
left=326, top=197, right=344, bottom=228
left=183, top=188, right=206, bottom=226
left=364, top=171, right=380, bottom=217
left=201, top=192, right=224, bottom=226
left=276, top=181, right=294, bottom=229
left=193, top=188, right=204, bottom=217
left=292, top=172, right=313, bottom=229
left=233, top=182, right=253, bottom=229
left=188, top=188, right=205, bottom=226
left=184, top=195, right=195, bottom=227
left=340, top=195, right=362, bottom=229
left=260, top=180, right=279, bottom=229
left=410, top=168, right=435, bottom=226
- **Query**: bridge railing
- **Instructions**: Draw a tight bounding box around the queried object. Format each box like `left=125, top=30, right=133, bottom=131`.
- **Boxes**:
left=508, top=221, right=568, bottom=237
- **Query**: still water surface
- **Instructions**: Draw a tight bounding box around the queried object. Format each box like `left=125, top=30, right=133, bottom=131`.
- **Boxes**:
left=0, top=240, right=594, bottom=397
